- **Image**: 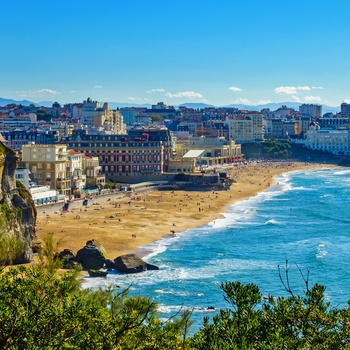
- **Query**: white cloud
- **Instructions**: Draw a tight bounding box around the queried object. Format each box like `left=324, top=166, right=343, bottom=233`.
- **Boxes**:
left=257, top=99, right=271, bottom=105
left=165, top=91, right=204, bottom=99
left=16, top=89, right=61, bottom=98
left=304, top=95, right=321, bottom=102
left=128, top=97, right=151, bottom=102
left=297, top=86, right=311, bottom=91
left=146, top=88, right=165, bottom=93
left=275, top=85, right=323, bottom=95
left=292, top=96, right=302, bottom=103
left=233, top=98, right=251, bottom=105
left=275, top=86, right=298, bottom=95
left=94, top=85, right=103, bottom=89
left=229, top=86, right=242, bottom=92
left=344, top=99, right=350, bottom=103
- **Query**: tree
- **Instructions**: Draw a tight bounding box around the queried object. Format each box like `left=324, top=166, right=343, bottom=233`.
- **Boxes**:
left=52, top=101, right=61, bottom=108
left=35, top=108, right=51, bottom=121
left=0, top=233, right=192, bottom=349
left=191, top=262, right=350, bottom=349
left=151, top=114, right=163, bottom=123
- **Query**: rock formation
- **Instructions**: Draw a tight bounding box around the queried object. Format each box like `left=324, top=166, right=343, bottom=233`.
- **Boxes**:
left=0, top=142, right=37, bottom=264
left=114, top=253, right=159, bottom=273
left=75, top=239, right=107, bottom=270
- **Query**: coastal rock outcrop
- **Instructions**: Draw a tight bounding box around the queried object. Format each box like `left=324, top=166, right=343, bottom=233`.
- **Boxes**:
left=114, top=253, right=159, bottom=273
left=75, top=239, right=107, bottom=270
left=56, top=248, right=76, bottom=269
left=0, top=142, right=36, bottom=264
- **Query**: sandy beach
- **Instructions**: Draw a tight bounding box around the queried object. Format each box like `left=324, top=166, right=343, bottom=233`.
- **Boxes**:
left=34, top=161, right=336, bottom=260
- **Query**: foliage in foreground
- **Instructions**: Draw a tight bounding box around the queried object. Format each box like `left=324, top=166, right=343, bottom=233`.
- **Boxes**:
left=1, top=253, right=350, bottom=349
left=191, top=263, right=350, bottom=349
left=0, top=266, right=192, bottom=349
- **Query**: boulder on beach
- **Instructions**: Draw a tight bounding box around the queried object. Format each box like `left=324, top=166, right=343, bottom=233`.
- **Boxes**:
left=114, top=254, right=158, bottom=273
left=56, top=248, right=76, bottom=269
left=75, top=239, right=107, bottom=270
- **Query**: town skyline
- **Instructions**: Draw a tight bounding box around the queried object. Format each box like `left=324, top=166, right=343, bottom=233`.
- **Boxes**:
left=2, top=0, right=350, bottom=107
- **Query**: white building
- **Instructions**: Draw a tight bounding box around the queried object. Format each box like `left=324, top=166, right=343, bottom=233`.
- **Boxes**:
left=0, top=113, right=37, bottom=130
left=15, top=167, right=65, bottom=205
left=29, top=185, right=65, bottom=206
left=15, top=167, right=31, bottom=190
left=305, top=129, right=350, bottom=155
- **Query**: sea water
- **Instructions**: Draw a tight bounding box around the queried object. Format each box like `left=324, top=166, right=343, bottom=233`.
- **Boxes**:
left=83, top=167, right=350, bottom=332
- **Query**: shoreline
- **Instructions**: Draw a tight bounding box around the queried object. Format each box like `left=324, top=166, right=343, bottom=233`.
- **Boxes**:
left=34, top=161, right=338, bottom=261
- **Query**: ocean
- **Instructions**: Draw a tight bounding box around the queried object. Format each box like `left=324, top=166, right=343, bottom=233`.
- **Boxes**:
left=83, top=167, right=350, bottom=332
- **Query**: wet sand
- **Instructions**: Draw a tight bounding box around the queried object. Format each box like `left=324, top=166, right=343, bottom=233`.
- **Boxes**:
left=34, top=161, right=336, bottom=260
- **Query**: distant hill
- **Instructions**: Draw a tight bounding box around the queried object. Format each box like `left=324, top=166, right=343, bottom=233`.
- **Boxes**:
left=224, top=102, right=340, bottom=114
left=37, top=100, right=55, bottom=107
left=109, top=102, right=152, bottom=109
left=0, top=97, right=340, bottom=114
left=0, top=97, right=38, bottom=107
left=178, top=103, right=214, bottom=109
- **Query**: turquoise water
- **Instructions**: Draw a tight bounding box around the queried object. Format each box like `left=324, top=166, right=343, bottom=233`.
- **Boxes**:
left=83, top=167, right=350, bottom=331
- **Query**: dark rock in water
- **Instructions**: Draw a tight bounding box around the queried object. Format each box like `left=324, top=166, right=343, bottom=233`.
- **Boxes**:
left=56, top=249, right=76, bottom=269
left=146, top=263, right=159, bottom=271
left=114, top=254, right=146, bottom=273
left=88, top=269, right=107, bottom=278
left=114, top=254, right=149, bottom=273
left=76, top=239, right=107, bottom=270
left=105, top=258, right=116, bottom=269
left=0, top=142, right=36, bottom=264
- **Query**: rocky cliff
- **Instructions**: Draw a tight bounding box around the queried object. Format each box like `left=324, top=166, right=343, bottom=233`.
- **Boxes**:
left=0, top=142, right=36, bottom=264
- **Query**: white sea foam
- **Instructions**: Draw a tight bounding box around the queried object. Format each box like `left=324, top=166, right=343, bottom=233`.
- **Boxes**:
left=157, top=304, right=217, bottom=314
left=316, top=242, right=328, bottom=259
left=82, top=257, right=277, bottom=291
left=154, top=289, right=196, bottom=297
left=334, top=169, right=350, bottom=175
left=290, top=186, right=314, bottom=191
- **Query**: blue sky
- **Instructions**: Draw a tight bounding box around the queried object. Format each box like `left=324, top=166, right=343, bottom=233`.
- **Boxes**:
left=1, top=0, right=349, bottom=107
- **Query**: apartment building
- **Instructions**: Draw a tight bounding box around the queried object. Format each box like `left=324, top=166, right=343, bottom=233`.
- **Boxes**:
left=120, top=108, right=136, bottom=125
left=0, top=129, right=59, bottom=151
left=82, top=155, right=105, bottom=189
left=61, top=127, right=173, bottom=183
left=225, top=113, right=264, bottom=143
left=341, top=103, right=350, bottom=119
left=67, top=150, right=86, bottom=195
left=299, top=104, right=322, bottom=118
left=80, top=97, right=126, bottom=134
left=21, top=144, right=71, bottom=198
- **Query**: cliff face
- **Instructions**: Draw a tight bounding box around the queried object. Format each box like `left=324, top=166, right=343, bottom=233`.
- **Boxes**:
left=0, top=142, right=36, bottom=264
